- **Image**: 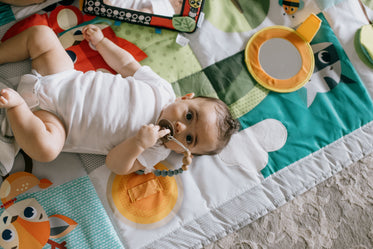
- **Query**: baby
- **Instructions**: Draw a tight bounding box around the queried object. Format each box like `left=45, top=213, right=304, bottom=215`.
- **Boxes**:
left=0, top=24, right=239, bottom=175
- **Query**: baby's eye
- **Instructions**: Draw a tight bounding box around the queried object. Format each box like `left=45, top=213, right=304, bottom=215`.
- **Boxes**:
left=186, top=111, right=193, bottom=121
left=186, top=134, right=193, bottom=144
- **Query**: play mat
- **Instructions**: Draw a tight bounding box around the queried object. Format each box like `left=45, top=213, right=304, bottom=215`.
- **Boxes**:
left=1, top=0, right=373, bottom=248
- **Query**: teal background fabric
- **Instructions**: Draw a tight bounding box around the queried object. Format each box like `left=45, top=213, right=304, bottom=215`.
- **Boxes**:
left=238, top=13, right=373, bottom=177
left=315, top=0, right=347, bottom=10
left=12, top=176, right=124, bottom=249
left=0, top=3, right=15, bottom=26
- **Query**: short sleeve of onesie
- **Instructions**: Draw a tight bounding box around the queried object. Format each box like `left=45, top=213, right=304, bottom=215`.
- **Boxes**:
left=137, top=142, right=171, bottom=174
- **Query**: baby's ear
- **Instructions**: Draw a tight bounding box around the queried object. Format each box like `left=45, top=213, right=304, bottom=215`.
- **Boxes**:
left=181, top=93, right=195, bottom=100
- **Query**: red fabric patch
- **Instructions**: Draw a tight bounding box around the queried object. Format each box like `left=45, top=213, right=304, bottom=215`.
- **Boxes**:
left=1, top=6, right=147, bottom=74
left=1, top=5, right=95, bottom=42
left=65, top=26, right=147, bottom=74
left=48, top=5, right=84, bottom=34
left=1, top=14, right=49, bottom=42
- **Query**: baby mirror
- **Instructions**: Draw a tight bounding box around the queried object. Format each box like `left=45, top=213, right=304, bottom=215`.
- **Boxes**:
left=245, top=14, right=322, bottom=93
left=82, top=0, right=205, bottom=32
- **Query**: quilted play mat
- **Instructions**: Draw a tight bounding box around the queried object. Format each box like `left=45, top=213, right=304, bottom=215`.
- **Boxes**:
left=1, top=0, right=373, bottom=248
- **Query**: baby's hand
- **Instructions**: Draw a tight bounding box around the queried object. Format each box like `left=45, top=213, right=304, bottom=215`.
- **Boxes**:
left=136, top=124, right=170, bottom=150
left=82, top=24, right=104, bottom=47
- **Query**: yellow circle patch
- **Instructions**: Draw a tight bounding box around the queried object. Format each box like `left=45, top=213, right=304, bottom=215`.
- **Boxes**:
left=108, top=162, right=181, bottom=225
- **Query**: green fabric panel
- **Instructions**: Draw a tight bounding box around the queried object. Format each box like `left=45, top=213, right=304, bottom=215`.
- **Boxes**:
left=172, top=52, right=269, bottom=119
left=112, top=22, right=202, bottom=83
left=354, top=28, right=373, bottom=69
left=229, top=85, right=269, bottom=119
left=172, top=71, right=217, bottom=98
left=203, top=51, right=258, bottom=105
left=203, top=0, right=252, bottom=32
left=237, top=0, right=270, bottom=29
left=171, top=50, right=270, bottom=118
left=362, top=0, right=373, bottom=11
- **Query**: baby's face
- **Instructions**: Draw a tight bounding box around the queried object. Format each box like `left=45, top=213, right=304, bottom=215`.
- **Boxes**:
left=158, top=95, right=219, bottom=155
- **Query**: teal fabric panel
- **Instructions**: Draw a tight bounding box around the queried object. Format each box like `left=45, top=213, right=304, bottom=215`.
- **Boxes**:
left=238, top=13, right=373, bottom=178
left=0, top=3, right=15, bottom=26
left=315, top=0, right=347, bottom=10
left=11, top=176, right=124, bottom=249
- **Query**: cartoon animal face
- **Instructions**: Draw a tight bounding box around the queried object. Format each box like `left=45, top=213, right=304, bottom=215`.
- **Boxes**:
left=305, top=42, right=341, bottom=107
left=313, top=42, right=340, bottom=76
left=279, top=0, right=304, bottom=15
left=189, top=0, right=202, bottom=9
left=0, top=172, right=76, bottom=249
left=0, top=198, right=50, bottom=249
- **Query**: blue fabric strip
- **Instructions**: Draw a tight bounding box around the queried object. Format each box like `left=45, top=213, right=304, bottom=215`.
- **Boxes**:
left=315, top=0, right=347, bottom=10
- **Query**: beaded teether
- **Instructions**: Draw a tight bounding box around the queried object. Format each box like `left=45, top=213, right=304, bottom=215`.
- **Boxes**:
left=135, top=119, right=192, bottom=177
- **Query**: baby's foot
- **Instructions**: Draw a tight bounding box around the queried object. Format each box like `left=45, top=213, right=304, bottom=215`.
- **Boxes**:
left=0, top=88, right=25, bottom=109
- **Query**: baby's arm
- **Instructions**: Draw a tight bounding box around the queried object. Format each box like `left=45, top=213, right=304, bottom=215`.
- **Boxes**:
left=82, top=24, right=141, bottom=77
left=106, top=124, right=170, bottom=175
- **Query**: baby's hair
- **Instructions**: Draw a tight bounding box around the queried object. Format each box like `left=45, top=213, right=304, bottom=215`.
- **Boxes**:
left=194, top=96, right=240, bottom=155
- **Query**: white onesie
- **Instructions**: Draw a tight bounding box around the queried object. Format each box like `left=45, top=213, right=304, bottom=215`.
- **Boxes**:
left=17, top=66, right=175, bottom=171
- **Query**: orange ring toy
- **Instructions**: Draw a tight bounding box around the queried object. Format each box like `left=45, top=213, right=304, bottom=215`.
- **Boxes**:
left=245, top=14, right=321, bottom=93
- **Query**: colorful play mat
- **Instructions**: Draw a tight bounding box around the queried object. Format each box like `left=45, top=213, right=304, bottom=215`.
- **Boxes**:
left=1, top=0, right=373, bottom=248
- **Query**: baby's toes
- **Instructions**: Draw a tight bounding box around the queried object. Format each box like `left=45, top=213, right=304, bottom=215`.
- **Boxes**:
left=0, top=94, right=8, bottom=105
left=0, top=89, right=23, bottom=109
left=0, top=89, right=9, bottom=104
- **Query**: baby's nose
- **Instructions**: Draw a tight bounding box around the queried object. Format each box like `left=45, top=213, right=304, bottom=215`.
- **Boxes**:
left=175, top=121, right=186, bottom=134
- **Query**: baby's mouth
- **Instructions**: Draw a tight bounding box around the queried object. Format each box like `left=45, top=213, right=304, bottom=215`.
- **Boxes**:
left=158, top=119, right=174, bottom=142
left=158, top=119, right=189, bottom=153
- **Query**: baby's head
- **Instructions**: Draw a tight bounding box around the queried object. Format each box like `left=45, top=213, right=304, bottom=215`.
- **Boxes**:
left=194, top=96, right=240, bottom=155
left=159, top=93, right=240, bottom=156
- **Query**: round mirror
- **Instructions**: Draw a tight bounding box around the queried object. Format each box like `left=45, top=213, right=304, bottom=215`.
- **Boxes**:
left=258, top=38, right=302, bottom=80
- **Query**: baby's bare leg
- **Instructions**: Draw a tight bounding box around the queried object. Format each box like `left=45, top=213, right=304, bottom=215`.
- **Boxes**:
left=0, top=25, right=73, bottom=76
left=0, top=88, right=66, bottom=162
left=0, top=25, right=70, bottom=161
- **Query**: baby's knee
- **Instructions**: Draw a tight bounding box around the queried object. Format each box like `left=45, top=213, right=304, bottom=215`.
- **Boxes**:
left=31, top=144, right=61, bottom=163
left=26, top=26, right=59, bottom=53
left=27, top=25, right=54, bottom=38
